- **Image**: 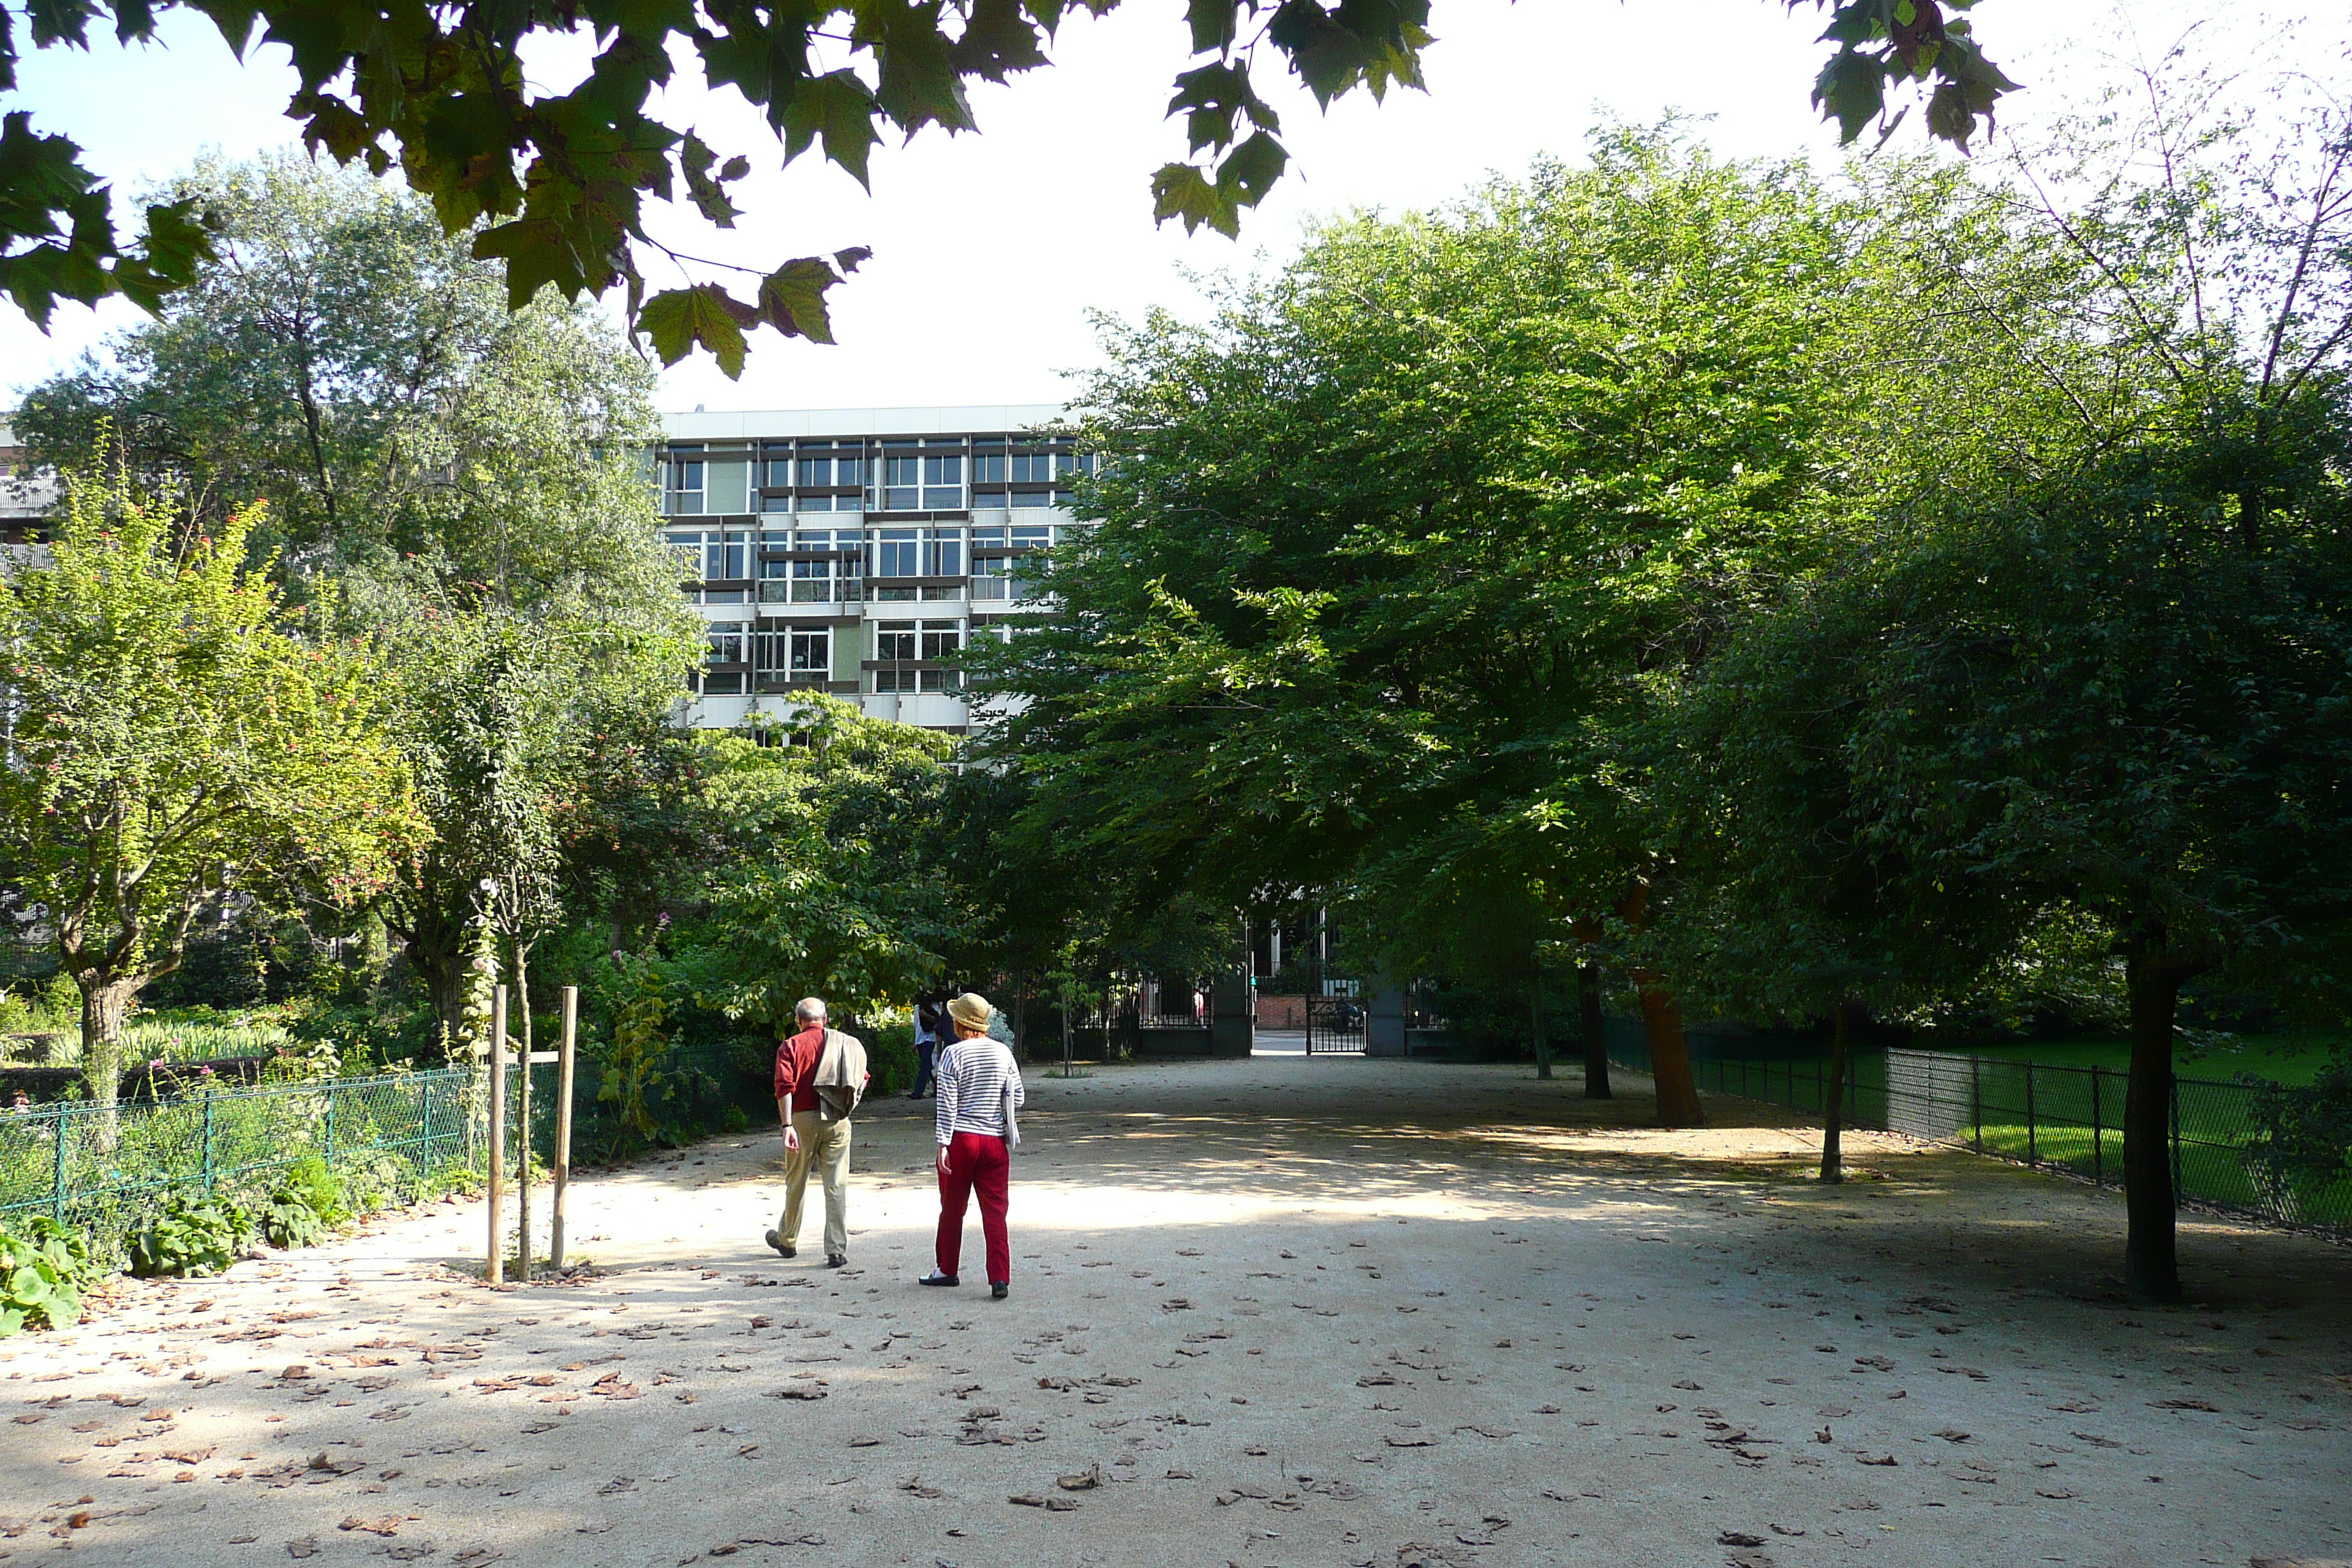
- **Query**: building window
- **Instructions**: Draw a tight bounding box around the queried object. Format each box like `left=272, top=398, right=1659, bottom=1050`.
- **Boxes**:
left=791, top=558, right=832, bottom=601
left=874, top=668, right=917, bottom=693
left=881, top=454, right=921, bottom=511
left=875, top=528, right=920, bottom=578
left=925, top=527, right=963, bottom=577
left=667, top=458, right=706, bottom=515
left=970, top=453, right=1006, bottom=485
left=1011, top=523, right=1050, bottom=549
left=921, top=455, right=962, bottom=510
left=790, top=627, right=830, bottom=676
left=706, top=622, right=747, bottom=663
left=875, top=622, right=917, bottom=663
left=919, top=621, right=962, bottom=661
left=970, top=556, right=1008, bottom=600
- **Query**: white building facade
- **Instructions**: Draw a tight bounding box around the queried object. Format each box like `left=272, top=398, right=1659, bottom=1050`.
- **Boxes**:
left=657, top=404, right=1090, bottom=734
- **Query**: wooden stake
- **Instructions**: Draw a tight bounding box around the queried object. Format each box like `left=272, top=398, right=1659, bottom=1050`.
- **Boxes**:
left=487, top=984, right=507, bottom=1286
left=517, top=968, right=532, bottom=1284
left=552, top=986, right=577, bottom=1269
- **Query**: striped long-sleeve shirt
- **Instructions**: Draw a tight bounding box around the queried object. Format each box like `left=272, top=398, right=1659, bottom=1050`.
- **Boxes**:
left=934, top=1036, right=1024, bottom=1143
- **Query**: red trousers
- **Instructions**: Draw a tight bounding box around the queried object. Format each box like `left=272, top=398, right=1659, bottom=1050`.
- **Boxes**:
left=936, top=1131, right=1011, bottom=1284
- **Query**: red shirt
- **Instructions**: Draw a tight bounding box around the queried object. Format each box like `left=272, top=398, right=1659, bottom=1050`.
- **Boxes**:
left=774, top=1026, right=825, bottom=1108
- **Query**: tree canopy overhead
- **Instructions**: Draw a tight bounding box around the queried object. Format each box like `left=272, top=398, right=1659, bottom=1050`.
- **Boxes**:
left=1, top=0, right=2015, bottom=372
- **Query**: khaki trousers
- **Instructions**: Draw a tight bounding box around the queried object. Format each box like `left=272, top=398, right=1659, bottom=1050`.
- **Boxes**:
left=779, top=1111, right=852, bottom=1257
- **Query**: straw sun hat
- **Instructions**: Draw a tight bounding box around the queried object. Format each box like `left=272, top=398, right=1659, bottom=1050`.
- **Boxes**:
left=945, top=992, right=994, bottom=1032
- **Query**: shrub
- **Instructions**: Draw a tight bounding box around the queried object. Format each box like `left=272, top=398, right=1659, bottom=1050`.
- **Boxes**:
left=0, top=1216, right=97, bottom=1335
left=253, top=1189, right=326, bottom=1249
left=128, top=1196, right=253, bottom=1278
left=864, top=1019, right=916, bottom=1097
left=279, top=1156, right=350, bottom=1225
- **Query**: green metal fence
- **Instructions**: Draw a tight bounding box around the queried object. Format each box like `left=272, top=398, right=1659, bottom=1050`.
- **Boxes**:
left=1605, top=1038, right=2351, bottom=1239
left=0, top=1069, right=476, bottom=1233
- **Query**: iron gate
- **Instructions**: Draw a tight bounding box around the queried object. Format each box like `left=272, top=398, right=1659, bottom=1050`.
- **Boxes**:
left=1305, top=992, right=1366, bottom=1055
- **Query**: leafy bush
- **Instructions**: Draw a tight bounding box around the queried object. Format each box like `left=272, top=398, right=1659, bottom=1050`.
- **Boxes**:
left=277, top=1156, right=350, bottom=1225
left=0, top=1216, right=97, bottom=1335
left=864, top=1019, right=916, bottom=1097
left=128, top=1196, right=254, bottom=1278
left=253, top=1189, right=326, bottom=1250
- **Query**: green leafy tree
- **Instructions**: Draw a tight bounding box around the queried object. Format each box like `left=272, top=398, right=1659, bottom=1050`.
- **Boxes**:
left=17, top=154, right=688, bottom=636
left=1705, top=456, right=2352, bottom=1299
left=1672, top=53, right=2352, bottom=1297
left=971, top=128, right=1883, bottom=1124
left=14, top=155, right=704, bottom=1041
left=382, top=608, right=687, bottom=1045
left=0, top=464, right=424, bottom=1126
left=656, top=698, right=965, bottom=1034
left=1, top=3, right=2013, bottom=369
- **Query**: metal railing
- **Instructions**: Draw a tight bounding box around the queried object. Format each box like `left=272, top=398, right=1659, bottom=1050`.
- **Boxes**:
left=0, top=1069, right=475, bottom=1231
left=1604, top=1038, right=2351, bottom=1239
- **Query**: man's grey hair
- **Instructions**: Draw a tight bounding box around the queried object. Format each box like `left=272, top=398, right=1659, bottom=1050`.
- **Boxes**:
left=794, top=997, right=828, bottom=1024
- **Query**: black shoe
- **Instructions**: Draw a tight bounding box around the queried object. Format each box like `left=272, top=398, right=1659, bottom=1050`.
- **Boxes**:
left=990, top=1281, right=1009, bottom=1300
left=920, top=1270, right=958, bottom=1287
left=764, top=1229, right=795, bottom=1259
left=826, top=1254, right=848, bottom=1269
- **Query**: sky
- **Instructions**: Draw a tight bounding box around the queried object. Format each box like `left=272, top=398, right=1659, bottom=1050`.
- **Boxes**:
left=0, top=0, right=2327, bottom=415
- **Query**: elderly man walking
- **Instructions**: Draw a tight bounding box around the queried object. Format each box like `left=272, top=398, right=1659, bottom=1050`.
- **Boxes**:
left=766, top=997, right=868, bottom=1268
left=919, top=992, right=1025, bottom=1300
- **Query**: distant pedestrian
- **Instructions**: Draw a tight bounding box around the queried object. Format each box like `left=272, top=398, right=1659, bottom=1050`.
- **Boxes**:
left=909, top=1000, right=940, bottom=1098
left=766, top=997, right=868, bottom=1269
left=920, top=992, right=1024, bottom=1300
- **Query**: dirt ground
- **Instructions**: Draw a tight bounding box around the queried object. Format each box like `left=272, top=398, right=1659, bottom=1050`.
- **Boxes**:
left=4, top=1052, right=2348, bottom=1568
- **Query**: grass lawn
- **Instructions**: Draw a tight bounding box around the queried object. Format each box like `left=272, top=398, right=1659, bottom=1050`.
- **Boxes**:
left=1934, top=1030, right=2344, bottom=1085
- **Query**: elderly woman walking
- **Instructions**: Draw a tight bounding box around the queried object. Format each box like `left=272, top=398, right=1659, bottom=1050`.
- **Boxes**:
left=919, top=992, right=1025, bottom=1300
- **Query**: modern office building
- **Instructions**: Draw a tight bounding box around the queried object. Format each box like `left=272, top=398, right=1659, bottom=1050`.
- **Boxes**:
left=657, top=404, right=1093, bottom=734
left=0, top=417, right=61, bottom=544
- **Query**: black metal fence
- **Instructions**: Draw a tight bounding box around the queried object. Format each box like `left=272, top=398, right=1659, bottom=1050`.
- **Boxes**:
left=1603, top=1037, right=2351, bottom=1239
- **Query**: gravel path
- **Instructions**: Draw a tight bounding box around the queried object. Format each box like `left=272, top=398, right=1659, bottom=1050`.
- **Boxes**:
left=4, top=1053, right=2347, bottom=1567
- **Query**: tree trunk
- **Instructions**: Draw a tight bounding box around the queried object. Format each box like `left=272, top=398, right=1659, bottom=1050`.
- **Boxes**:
left=1820, top=998, right=1852, bottom=1185
left=79, top=977, right=137, bottom=1149
left=1529, top=968, right=1553, bottom=1081
left=388, top=878, right=471, bottom=1048
left=1615, top=879, right=1699, bottom=1126
left=1635, top=975, right=1703, bottom=1128
left=2123, top=941, right=2195, bottom=1304
left=1579, top=962, right=1611, bottom=1099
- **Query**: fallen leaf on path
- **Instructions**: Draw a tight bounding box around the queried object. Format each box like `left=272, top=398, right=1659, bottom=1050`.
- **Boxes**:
left=286, top=1539, right=318, bottom=1559
left=1719, top=1533, right=1765, bottom=1548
